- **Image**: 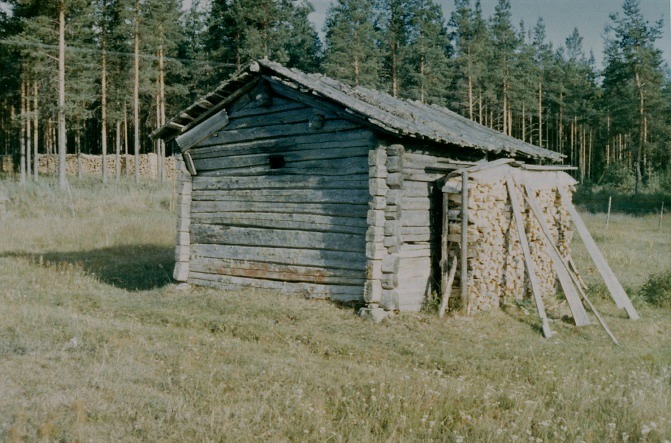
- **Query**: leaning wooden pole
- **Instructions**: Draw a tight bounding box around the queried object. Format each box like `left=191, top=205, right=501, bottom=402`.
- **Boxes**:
left=506, top=175, right=553, bottom=338
left=440, top=191, right=450, bottom=316
left=557, top=187, right=639, bottom=320
left=522, top=181, right=590, bottom=326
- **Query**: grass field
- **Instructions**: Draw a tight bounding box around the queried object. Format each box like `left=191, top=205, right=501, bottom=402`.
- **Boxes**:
left=0, top=178, right=669, bottom=442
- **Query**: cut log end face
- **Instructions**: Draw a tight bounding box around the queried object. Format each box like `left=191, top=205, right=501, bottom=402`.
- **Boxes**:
left=444, top=176, right=575, bottom=316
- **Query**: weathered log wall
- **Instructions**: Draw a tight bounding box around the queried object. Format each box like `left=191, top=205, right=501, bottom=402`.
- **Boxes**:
left=173, top=157, right=192, bottom=282
left=183, top=86, right=373, bottom=302
left=364, top=144, right=451, bottom=312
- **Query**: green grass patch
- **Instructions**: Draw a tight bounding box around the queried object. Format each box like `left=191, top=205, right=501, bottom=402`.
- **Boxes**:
left=639, top=271, right=671, bottom=309
left=0, top=177, right=670, bottom=441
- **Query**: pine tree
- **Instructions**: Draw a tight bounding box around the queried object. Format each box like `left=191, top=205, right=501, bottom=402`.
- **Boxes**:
left=206, top=0, right=320, bottom=83
left=488, top=0, right=519, bottom=135
left=402, top=0, right=450, bottom=105
left=376, top=0, right=416, bottom=97
left=529, top=18, right=552, bottom=147
left=323, top=0, right=381, bottom=88
left=449, top=0, right=484, bottom=119
left=602, top=0, right=665, bottom=193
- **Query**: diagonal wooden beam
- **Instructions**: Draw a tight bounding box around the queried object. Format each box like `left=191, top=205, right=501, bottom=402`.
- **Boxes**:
left=506, top=175, right=553, bottom=338
left=521, top=180, right=590, bottom=326
left=556, top=187, right=639, bottom=320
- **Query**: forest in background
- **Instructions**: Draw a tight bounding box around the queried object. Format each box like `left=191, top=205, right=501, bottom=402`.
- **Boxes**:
left=0, top=0, right=669, bottom=193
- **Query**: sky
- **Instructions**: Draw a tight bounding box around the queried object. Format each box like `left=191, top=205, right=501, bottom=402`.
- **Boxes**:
left=308, top=0, right=671, bottom=70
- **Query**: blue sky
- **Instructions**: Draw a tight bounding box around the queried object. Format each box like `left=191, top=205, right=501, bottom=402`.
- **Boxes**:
left=308, top=0, right=671, bottom=70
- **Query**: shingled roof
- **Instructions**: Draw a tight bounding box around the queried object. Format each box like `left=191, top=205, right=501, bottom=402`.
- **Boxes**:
left=152, top=59, right=563, bottom=162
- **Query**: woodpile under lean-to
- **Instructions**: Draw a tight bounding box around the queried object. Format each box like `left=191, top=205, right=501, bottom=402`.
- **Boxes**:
left=442, top=163, right=575, bottom=314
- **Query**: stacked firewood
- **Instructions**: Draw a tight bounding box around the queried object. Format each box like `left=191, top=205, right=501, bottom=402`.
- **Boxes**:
left=35, top=154, right=177, bottom=179
left=445, top=175, right=575, bottom=313
left=0, top=155, right=13, bottom=174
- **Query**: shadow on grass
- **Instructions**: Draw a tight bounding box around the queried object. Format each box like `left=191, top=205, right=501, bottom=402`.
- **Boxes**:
left=4, top=244, right=174, bottom=291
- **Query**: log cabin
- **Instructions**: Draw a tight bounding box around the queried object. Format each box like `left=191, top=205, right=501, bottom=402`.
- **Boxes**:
left=151, top=59, right=580, bottom=318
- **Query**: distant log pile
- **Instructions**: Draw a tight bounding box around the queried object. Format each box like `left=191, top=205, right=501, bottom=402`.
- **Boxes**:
left=1, top=155, right=13, bottom=174
left=443, top=167, right=574, bottom=313
left=0, top=154, right=176, bottom=180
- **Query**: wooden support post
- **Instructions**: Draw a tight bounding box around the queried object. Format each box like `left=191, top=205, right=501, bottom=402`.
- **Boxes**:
left=439, top=260, right=457, bottom=318
left=460, top=170, right=469, bottom=311
left=659, top=202, right=664, bottom=232
left=557, top=186, right=639, bottom=320
left=606, top=196, right=612, bottom=229
left=440, top=191, right=450, bottom=316
left=522, top=181, right=590, bottom=326
left=506, top=176, right=553, bottom=338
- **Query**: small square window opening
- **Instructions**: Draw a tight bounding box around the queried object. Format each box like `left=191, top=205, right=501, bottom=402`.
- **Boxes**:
left=269, top=154, right=286, bottom=169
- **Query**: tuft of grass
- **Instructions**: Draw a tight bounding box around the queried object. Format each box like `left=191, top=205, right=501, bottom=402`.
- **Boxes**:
left=0, top=177, right=670, bottom=441
left=638, top=271, right=671, bottom=309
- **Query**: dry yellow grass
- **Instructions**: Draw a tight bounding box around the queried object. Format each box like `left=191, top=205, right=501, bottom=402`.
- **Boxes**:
left=0, top=178, right=669, bottom=442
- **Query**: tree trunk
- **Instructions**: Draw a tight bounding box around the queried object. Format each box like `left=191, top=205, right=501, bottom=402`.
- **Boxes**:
left=58, top=0, right=67, bottom=190
left=419, top=52, right=425, bottom=103
left=353, top=29, right=360, bottom=86
left=508, top=103, right=512, bottom=137
left=538, top=80, right=543, bottom=148
left=502, top=80, right=507, bottom=135
left=76, top=130, right=82, bottom=179
left=159, top=43, right=166, bottom=182
left=521, top=102, right=526, bottom=142
left=115, top=120, right=121, bottom=181
left=606, top=113, right=610, bottom=166
left=634, top=70, right=645, bottom=195
left=580, top=125, right=585, bottom=184
left=558, top=90, right=563, bottom=155
left=478, top=89, right=483, bottom=125
left=101, top=0, right=108, bottom=184
left=390, top=11, right=398, bottom=98
left=262, top=4, right=268, bottom=59
left=19, top=81, right=26, bottom=184
left=588, top=127, right=593, bottom=181
left=133, top=0, right=140, bottom=184
left=124, top=103, right=129, bottom=176
left=570, top=116, right=574, bottom=166
left=26, top=81, right=31, bottom=180
left=467, top=47, right=473, bottom=120
left=33, top=81, right=38, bottom=181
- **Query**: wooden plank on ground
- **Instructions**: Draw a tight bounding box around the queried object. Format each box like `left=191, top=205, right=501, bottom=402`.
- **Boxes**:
left=522, top=181, right=590, bottom=326
left=556, top=186, right=639, bottom=320
left=506, top=175, right=553, bottom=338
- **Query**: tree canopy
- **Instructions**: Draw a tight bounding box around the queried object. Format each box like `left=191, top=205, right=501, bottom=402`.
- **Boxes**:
left=0, top=0, right=668, bottom=192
